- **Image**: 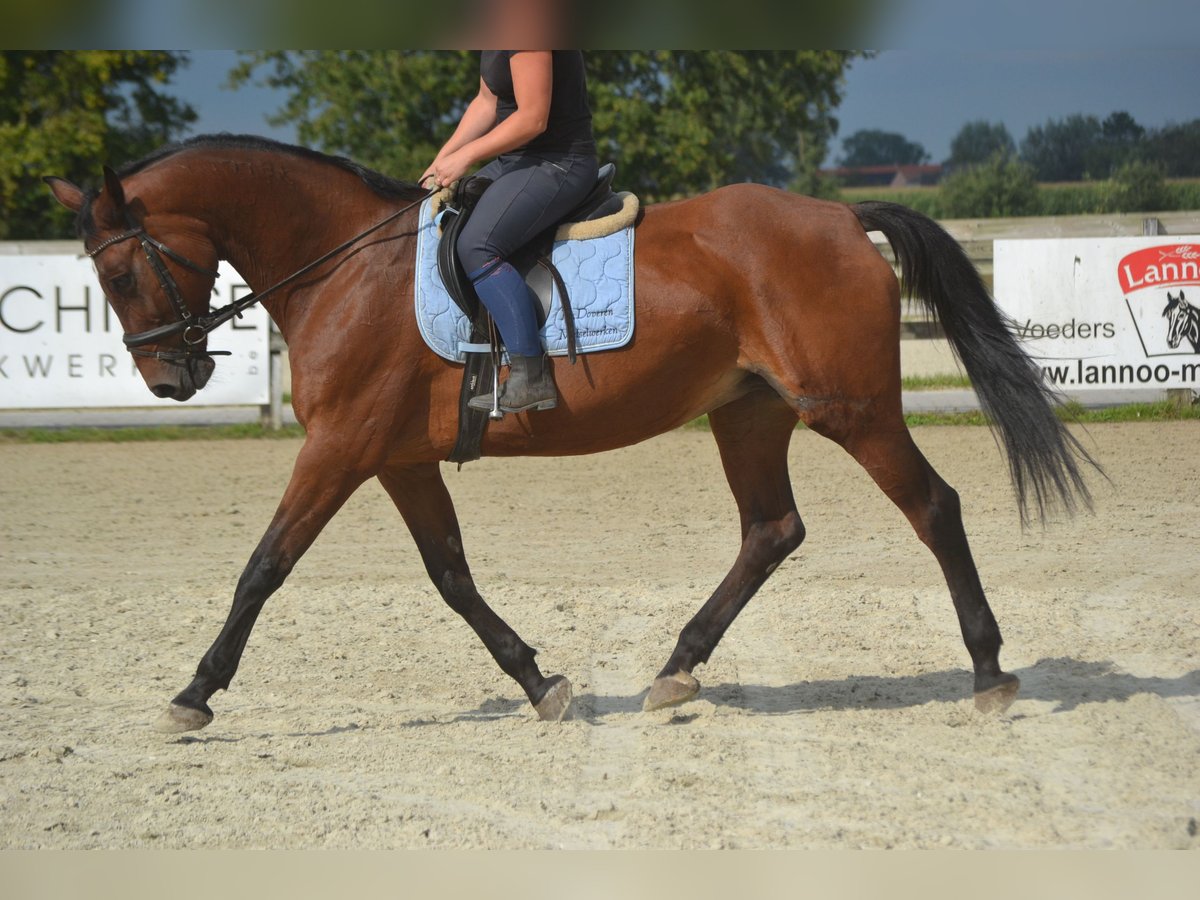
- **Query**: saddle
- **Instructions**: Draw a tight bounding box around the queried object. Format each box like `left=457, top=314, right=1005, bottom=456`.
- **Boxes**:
left=436, top=163, right=624, bottom=323
left=435, top=163, right=627, bottom=464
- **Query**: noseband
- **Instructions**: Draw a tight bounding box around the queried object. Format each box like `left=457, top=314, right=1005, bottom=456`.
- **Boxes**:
left=87, top=226, right=226, bottom=361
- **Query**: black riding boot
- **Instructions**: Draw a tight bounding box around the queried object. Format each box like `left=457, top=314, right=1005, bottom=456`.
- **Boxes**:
left=468, top=353, right=558, bottom=413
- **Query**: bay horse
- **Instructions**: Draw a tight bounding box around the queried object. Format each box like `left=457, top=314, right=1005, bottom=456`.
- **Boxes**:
left=46, top=135, right=1094, bottom=732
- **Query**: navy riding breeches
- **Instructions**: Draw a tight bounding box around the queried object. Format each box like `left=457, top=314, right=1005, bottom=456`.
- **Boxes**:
left=456, top=150, right=599, bottom=275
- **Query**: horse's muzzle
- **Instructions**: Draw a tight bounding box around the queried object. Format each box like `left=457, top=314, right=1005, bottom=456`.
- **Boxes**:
left=146, top=355, right=215, bottom=401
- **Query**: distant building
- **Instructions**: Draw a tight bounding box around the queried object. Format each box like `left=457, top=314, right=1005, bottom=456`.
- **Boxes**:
left=824, top=163, right=944, bottom=188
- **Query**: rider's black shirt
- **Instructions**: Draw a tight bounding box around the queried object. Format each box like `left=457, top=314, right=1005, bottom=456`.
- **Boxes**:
left=480, top=50, right=596, bottom=157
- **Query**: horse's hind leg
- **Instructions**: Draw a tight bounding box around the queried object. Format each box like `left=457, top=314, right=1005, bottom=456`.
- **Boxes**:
left=646, top=389, right=806, bottom=710
left=378, top=462, right=572, bottom=721
left=827, top=416, right=1020, bottom=712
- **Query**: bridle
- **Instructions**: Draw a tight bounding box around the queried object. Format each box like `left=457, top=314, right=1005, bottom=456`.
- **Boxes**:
left=87, top=186, right=436, bottom=363
left=87, top=226, right=225, bottom=361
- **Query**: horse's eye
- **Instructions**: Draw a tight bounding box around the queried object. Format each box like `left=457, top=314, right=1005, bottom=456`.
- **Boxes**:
left=110, top=273, right=135, bottom=294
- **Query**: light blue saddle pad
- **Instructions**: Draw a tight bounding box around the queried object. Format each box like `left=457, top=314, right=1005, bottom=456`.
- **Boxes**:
left=413, top=196, right=635, bottom=363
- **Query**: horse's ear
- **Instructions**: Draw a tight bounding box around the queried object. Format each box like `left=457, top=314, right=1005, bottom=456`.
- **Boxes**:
left=102, top=165, right=127, bottom=212
left=43, top=176, right=86, bottom=213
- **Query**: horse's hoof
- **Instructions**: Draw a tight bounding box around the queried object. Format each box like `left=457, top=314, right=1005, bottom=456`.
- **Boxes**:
left=154, top=703, right=213, bottom=733
left=534, top=675, right=573, bottom=722
left=974, top=673, right=1020, bottom=714
left=644, top=671, right=700, bottom=711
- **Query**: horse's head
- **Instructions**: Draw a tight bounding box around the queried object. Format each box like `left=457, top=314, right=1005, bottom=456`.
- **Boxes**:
left=45, top=167, right=222, bottom=401
left=1163, top=290, right=1192, bottom=350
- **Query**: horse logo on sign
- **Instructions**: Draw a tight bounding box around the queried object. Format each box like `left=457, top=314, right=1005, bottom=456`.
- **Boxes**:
left=1163, top=291, right=1200, bottom=352
left=1118, top=244, right=1200, bottom=357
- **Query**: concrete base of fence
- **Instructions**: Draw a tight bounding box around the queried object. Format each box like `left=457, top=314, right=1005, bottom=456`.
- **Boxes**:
left=1166, top=388, right=1196, bottom=409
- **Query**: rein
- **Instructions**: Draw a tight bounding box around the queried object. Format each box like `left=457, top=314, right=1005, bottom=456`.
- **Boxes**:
left=89, top=188, right=435, bottom=360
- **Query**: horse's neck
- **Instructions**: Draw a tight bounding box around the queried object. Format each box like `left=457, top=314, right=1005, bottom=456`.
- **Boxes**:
left=145, top=151, right=374, bottom=297
left=217, top=159, right=347, bottom=287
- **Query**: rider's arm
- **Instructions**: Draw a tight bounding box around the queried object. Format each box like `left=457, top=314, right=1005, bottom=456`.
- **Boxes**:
left=423, top=52, right=552, bottom=187
left=422, top=78, right=499, bottom=182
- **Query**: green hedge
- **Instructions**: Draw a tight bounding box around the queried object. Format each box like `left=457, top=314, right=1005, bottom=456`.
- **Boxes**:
left=837, top=177, right=1200, bottom=219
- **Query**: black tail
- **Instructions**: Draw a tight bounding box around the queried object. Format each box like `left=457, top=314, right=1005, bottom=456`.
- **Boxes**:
left=853, top=200, right=1099, bottom=524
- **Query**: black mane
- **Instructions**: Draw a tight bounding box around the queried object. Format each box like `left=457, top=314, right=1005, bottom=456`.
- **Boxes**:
left=77, top=133, right=425, bottom=237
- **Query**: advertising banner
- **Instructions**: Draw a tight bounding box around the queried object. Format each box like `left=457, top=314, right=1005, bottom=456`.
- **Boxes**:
left=994, top=237, right=1200, bottom=392
left=0, top=255, right=269, bottom=409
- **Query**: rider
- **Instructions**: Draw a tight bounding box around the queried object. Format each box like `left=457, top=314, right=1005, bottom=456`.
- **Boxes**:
left=421, top=50, right=598, bottom=414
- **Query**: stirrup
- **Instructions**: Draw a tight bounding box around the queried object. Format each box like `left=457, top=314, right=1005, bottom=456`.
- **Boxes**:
left=466, top=362, right=506, bottom=419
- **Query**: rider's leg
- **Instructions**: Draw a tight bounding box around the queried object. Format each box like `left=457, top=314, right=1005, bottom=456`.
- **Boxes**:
left=457, top=153, right=598, bottom=412
left=467, top=259, right=558, bottom=413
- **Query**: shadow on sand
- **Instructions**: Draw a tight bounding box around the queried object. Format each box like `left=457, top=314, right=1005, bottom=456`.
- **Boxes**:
left=420, top=658, right=1200, bottom=725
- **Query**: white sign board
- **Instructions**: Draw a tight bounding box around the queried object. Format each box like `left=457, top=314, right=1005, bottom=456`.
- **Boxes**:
left=0, top=255, right=269, bottom=408
left=994, top=237, right=1200, bottom=392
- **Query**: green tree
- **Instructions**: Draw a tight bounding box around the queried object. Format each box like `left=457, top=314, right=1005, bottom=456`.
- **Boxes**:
left=1101, top=110, right=1145, bottom=144
left=229, top=51, right=479, bottom=186
left=1019, top=114, right=1102, bottom=182
left=587, top=51, right=856, bottom=198
left=839, top=129, right=928, bottom=167
left=0, top=51, right=196, bottom=240
left=231, top=51, right=861, bottom=202
left=946, top=120, right=1014, bottom=169
left=1084, top=111, right=1147, bottom=178
left=1103, top=159, right=1168, bottom=212
left=1143, top=119, right=1200, bottom=177
left=940, top=152, right=1039, bottom=218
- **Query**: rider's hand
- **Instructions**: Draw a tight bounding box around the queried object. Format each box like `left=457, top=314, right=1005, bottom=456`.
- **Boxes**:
left=425, top=150, right=472, bottom=189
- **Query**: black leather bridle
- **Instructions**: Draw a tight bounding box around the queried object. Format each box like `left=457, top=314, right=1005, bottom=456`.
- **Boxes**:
left=87, top=226, right=225, bottom=361
left=87, top=187, right=436, bottom=363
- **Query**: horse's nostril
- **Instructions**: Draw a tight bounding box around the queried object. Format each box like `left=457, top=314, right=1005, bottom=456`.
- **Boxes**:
left=150, top=384, right=177, bottom=399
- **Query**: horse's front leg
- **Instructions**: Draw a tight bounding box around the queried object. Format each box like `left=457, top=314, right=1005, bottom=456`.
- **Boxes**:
left=156, top=439, right=370, bottom=733
left=378, top=462, right=572, bottom=721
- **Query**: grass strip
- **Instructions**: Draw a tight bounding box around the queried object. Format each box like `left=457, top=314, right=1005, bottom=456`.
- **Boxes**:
left=901, top=374, right=972, bottom=391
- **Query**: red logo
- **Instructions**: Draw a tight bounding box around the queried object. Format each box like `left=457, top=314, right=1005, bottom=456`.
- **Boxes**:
left=1117, top=244, right=1200, bottom=294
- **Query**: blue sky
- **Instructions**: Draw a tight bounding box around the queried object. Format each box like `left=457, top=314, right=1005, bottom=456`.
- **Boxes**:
left=834, top=48, right=1200, bottom=163
left=171, top=48, right=1200, bottom=170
